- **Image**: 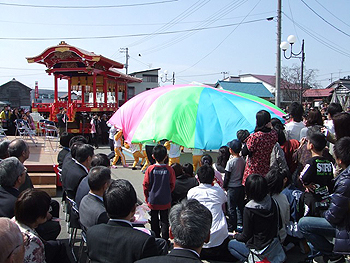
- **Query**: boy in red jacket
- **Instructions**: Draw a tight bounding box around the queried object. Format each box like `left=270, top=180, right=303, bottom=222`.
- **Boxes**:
left=143, top=145, right=175, bottom=243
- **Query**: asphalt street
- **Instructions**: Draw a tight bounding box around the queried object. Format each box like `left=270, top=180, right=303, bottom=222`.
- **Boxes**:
left=55, top=145, right=309, bottom=263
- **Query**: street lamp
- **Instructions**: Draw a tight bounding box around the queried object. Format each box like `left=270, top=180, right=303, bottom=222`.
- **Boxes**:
left=160, top=70, right=175, bottom=85
left=280, top=35, right=305, bottom=104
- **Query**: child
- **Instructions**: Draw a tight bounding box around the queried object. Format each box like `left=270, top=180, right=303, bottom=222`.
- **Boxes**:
left=188, top=165, right=235, bottom=262
left=124, top=142, right=145, bottom=170
left=280, top=170, right=309, bottom=254
left=164, top=140, right=183, bottom=166
left=228, top=174, right=285, bottom=263
left=200, top=155, right=223, bottom=188
left=140, top=143, right=149, bottom=173
left=111, top=129, right=128, bottom=168
left=299, top=129, right=334, bottom=217
left=223, top=139, right=245, bottom=232
left=265, top=169, right=290, bottom=244
left=192, top=148, right=204, bottom=172
left=143, top=145, right=176, bottom=242
left=298, top=137, right=350, bottom=262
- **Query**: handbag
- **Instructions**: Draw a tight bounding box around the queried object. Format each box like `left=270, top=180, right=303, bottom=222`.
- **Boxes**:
left=247, top=199, right=286, bottom=263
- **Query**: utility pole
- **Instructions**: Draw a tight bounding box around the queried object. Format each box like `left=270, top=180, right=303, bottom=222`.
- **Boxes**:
left=221, top=71, right=229, bottom=80
left=120, top=48, right=129, bottom=74
left=300, top=40, right=305, bottom=104
left=275, top=0, right=282, bottom=108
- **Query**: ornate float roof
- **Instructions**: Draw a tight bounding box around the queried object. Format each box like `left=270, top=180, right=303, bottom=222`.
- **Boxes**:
left=26, top=41, right=141, bottom=83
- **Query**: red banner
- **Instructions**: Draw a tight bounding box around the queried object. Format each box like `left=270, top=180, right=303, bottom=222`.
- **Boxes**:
left=35, top=81, right=39, bottom=99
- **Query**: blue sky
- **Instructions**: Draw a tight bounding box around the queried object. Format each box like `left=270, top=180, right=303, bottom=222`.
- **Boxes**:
left=0, top=0, right=349, bottom=91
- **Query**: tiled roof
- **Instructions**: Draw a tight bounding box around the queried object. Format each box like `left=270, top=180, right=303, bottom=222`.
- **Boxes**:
left=216, top=81, right=273, bottom=98
left=303, top=88, right=334, bottom=97
left=249, top=74, right=276, bottom=86
left=241, top=74, right=299, bottom=90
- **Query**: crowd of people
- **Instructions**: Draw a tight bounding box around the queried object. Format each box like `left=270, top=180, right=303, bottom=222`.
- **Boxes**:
left=0, top=105, right=36, bottom=136
left=1, top=101, right=350, bottom=263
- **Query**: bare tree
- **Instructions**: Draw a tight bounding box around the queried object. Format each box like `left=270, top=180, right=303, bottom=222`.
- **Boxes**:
left=281, top=64, right=320, bottom=102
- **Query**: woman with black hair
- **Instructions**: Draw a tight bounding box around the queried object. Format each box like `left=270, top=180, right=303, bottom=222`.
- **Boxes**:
left=200, top=154, right=223, bottom=187
left=228, top=174, right=285, bottom=263
left=14, top=189, right=70, bottom=263
left=241, top=110, right=278, bottom=185
left=213, top=146, right=230, bottom=176
left=271, top=118, right=300, bottom=174
left=299, top=108, right=324, bottom=139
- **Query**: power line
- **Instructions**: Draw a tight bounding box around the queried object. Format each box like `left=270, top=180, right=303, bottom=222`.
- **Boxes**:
left=300, top=0, right=350, bottom=38
left=317, top=70, right=350, bottom=77
left=313, top=0, right=350, bottom=29
left=0, top=73, right=46, bottom=78
left=141, top=0, right=250, bottom=55
left=0, top=0, right=178, bottom=9
left=0, top=66, right=42, bottom=71
left=0, top=11, right=275, bottom=27
left=177, top=72, right=221, bottom=77
left=111, top=0, right=210, bottom=58
left=286, top=0, right=300, bottom=42
left=0, top=18, right=269, bottom=41
left=127, top=0, right=210, bottom=48
left=283, top=13, right=350, bottom=58
left=177, top=0, right=262, bottom=74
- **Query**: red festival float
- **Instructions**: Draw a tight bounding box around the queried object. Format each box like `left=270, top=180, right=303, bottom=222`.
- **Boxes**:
left=27, top=41, right=141, bottom=134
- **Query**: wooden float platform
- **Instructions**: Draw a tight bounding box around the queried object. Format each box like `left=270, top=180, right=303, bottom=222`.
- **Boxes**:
left=6, top=136, right=60, bottom=196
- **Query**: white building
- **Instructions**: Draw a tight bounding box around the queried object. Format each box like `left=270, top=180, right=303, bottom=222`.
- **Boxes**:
left=128, top=68, right=160, bottom=97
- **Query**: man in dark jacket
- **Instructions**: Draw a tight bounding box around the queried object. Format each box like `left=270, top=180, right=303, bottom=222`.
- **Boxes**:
left=299, top=137, right=350, bottom=263
left=57, top=107, right=68, bottom=136
left=8, top=139, right=33, bottom=192
left=136, top=199, right=212, bottom=263
left=0, top=157, right=26, bottom=217
left=87, top=179, right=160, bottom=263
left=61, top=143, right=93, bottom=199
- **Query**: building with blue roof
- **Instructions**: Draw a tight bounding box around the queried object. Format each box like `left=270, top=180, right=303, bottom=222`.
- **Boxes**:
left=215, top=80, right=274, bottom=100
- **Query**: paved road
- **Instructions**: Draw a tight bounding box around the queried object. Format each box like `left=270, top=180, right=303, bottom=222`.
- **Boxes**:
left=56, top=145, right=307, bottom=263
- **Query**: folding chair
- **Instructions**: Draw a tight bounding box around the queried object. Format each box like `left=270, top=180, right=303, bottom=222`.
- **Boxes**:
left=15, top=119, right=38, bottom=146
left=78, top=228, right=90, bottom=263
left=0, top=124, right=8, bottom=141
left=66, top=196, right=80, bottom=263
left=53, top=164, right=62, bottom=187
left=43, top=121, right=59, bottom=151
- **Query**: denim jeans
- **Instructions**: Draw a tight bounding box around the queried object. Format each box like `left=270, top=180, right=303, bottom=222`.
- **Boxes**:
left=228, top=239, right=250, bottom=262
left=227, top=186, right=245, bottom=231
left=298, top=216, right=335, bottom=256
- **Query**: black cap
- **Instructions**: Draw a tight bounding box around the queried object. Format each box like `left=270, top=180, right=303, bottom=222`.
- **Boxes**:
left=227, top=139, right=242, bottom=153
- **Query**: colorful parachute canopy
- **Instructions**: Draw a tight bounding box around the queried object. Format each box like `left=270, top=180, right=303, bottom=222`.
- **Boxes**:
left=109, top=84, right=285, bottom=150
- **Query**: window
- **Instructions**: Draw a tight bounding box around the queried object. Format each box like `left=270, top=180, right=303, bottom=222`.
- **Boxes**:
left=128, top=87, right=135, bottom=99
left=143, top=74, right=158, bottom=83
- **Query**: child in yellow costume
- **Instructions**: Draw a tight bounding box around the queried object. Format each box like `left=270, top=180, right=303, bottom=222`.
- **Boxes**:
left=192, top=148, right=204, bottom=172
left=111, top=129, right=128, bottom=168
left=164, top=141, right=183, bottom=166
left=141, top=143, right=150, bottom=173
left=125, top=142, right=145, bottom=170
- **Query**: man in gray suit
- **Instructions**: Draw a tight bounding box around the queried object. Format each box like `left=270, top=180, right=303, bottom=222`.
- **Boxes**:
left=79, top=166, right=111, bottom=231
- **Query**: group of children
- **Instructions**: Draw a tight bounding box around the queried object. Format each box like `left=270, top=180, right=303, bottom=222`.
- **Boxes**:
left=109, top=128, right=205, bottom=173
left=107, top=112, right=349, bottom=262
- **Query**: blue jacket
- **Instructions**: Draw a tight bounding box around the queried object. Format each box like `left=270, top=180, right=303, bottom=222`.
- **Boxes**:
left=324, top=165, right=350, bottom=254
